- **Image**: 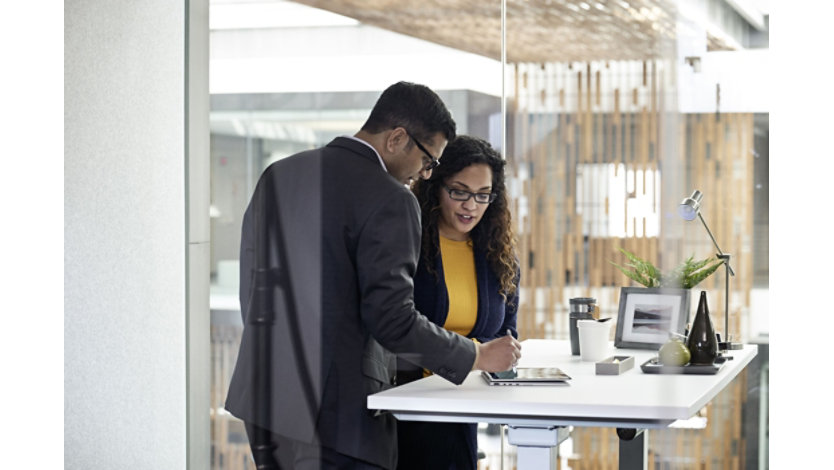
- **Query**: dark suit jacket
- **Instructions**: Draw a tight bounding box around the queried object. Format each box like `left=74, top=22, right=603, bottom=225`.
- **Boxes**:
left=397, top=240, right=519, bottom=469
left=225, top=137, right=477, bottom=469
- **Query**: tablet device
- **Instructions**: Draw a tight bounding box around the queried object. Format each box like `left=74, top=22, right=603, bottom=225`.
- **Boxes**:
left=481, top=367, right=571, bottom=386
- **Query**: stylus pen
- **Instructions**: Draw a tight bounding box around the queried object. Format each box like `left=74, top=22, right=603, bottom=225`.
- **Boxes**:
left=507, top=328, right=517, bottom=374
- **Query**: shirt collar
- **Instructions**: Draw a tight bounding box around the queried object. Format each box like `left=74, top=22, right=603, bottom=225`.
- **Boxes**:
left=342, top=135, right=387, bottom=172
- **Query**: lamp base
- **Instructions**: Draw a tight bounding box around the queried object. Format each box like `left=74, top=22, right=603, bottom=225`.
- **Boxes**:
left=718, top=341, right=744, bottom=351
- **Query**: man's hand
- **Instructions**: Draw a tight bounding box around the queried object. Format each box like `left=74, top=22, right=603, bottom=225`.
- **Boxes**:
left=473, top=334, right=521, bottom=372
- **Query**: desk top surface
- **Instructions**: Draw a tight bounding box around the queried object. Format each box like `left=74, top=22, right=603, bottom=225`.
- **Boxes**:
left=368, top=339, right=757, bottom=427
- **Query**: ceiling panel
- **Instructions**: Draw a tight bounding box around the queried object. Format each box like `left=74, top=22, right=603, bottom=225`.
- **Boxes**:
left=292, top=0, right=679, bottom=63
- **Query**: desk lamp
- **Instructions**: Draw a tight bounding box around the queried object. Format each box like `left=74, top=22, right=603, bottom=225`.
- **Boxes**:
left=678, top=190, right=743, bottom=351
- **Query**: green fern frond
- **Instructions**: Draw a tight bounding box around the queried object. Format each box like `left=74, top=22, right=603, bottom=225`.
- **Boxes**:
left=611, top=248, right=661, bottom=287
left=681, top=256, right=711, bottom=277
left=611, top=247, right=722, bottom=289
left=682, top=258, right=724, bottom=288
left=609, top=261, right=654, bottom=287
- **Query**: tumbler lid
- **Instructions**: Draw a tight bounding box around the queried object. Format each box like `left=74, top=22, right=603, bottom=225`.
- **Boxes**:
left=569, top=311, right=594, bottom=319
left=569, top=297, right=596, bottom=304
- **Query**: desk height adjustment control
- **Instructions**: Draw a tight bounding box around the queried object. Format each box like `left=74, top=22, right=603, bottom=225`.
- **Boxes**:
left=616, top=428, right=645, bottom=441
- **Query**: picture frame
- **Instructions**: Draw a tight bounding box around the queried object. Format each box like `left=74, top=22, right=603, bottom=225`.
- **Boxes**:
left=614, top=287, right=691, bottom=350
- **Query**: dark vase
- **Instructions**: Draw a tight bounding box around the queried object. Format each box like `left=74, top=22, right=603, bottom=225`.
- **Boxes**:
left=686, top=291, right=718, bottom=365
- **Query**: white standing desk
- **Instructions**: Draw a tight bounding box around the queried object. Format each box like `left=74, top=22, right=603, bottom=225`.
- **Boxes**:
left=368, top=339, right=757, bottom=469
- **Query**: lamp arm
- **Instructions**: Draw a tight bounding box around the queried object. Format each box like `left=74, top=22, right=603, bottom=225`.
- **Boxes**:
left=697, top=212, right=735, bottom=276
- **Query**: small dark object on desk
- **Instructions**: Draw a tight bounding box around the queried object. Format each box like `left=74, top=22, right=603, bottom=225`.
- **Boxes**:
left=687, top=291, right=718, bottom=365
left=716, top=334, right=735, bottom=360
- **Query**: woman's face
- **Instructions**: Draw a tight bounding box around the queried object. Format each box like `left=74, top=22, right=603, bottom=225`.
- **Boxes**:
left=436, top=163, right=494, bottom=241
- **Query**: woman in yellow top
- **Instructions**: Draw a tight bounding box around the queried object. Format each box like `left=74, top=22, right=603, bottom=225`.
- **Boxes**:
left=397, top=135, right=520, bottom=470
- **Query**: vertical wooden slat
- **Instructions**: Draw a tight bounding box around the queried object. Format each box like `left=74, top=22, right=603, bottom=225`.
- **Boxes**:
left=595, top=69, right=601, bottom=107
left=642, top=60, right=647, bottom=87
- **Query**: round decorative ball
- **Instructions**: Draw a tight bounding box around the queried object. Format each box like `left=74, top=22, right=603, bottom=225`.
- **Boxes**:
left=659, top=337, right=691, bottom=366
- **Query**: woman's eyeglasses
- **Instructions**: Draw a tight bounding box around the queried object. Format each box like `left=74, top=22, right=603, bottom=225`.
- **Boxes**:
left=443, top=185, right=497, bottom=204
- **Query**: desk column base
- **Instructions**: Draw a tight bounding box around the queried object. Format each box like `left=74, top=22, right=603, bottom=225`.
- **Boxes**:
left=507, top=426, right=569, bottom=470
left=618, top=428, right=647, bottom=470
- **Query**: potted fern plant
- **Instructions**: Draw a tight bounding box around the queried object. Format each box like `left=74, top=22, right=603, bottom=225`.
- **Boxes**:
left=610, top=247, right=724, bottom=350
left=610, top=247, right=724, bottom=289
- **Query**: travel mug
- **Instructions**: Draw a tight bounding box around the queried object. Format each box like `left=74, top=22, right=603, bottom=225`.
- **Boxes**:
left=569, top=297, right=596, bottom=355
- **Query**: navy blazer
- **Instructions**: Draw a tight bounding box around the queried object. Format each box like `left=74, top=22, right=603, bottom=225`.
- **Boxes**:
left=396, top=239, right=519, bottom=469
left=413, top=241, right=518, bottom=343
left=397, top=239, right=519, bottom=384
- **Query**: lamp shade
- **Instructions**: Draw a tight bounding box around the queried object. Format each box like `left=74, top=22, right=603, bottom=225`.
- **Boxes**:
left=678, top=190, right=703, bottom=221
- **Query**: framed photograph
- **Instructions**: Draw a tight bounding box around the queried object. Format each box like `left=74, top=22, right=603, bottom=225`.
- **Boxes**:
left=614, top=287, right=691, bottom=350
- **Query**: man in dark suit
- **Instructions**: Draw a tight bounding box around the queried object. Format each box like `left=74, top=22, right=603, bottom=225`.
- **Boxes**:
left=225, top=82, right=521, bottom=469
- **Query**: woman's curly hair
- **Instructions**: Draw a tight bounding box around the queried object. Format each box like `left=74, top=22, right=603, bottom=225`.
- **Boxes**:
left=412, top=135, right=518, bottom=301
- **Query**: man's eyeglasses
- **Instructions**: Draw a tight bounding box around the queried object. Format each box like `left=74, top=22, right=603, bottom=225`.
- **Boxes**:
left=443, top=185, right=497, bottom=204
left=406, top=132, right=440, bottom=172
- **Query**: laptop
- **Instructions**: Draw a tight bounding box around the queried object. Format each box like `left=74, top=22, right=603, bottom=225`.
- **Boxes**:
left=481, top=367, right=571, bottom=386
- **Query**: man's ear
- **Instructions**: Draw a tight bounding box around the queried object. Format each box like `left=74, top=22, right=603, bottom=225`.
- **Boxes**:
left=385, top=127, right=409, bottom=154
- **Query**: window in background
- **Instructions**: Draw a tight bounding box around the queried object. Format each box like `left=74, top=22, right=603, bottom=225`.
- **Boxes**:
left=576, top=163, right=661, bottom=238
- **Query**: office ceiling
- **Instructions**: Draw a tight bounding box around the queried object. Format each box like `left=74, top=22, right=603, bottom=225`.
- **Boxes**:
left=291, top=0, right=681, bottom=63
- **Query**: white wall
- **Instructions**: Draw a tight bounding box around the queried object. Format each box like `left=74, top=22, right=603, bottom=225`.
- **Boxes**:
left=209, top=2, right=503, bottom=96
left=65, top=0, right=209, bottom=468
left=678, top=49, right=770, bottom=113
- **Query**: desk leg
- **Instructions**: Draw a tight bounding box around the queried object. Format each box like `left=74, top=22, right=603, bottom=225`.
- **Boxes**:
left=507, top=426, right=568, bottom=470
left=618, top=428, right=647, bottom=470
left=517, top=446, right=555, bottom=469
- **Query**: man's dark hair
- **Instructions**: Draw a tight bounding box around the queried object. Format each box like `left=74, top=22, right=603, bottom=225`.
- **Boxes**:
left=361, top=81, right=456, bottom=144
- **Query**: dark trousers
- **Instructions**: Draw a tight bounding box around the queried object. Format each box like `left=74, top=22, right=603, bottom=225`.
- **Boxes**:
left=396, top=421, right=477, bottom=470
left=244, top=422, right=385, bottom=470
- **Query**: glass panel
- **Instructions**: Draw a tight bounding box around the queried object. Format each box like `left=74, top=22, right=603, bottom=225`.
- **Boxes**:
left=504, top=1, right=768, bottom=468
left=209, top=1, right=502, bottom=468
left=208, top=1, right=768, bottom=468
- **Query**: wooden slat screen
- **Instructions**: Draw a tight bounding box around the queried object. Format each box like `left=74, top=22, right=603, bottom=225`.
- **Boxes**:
left=506, top=59, right=755, bottom=469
